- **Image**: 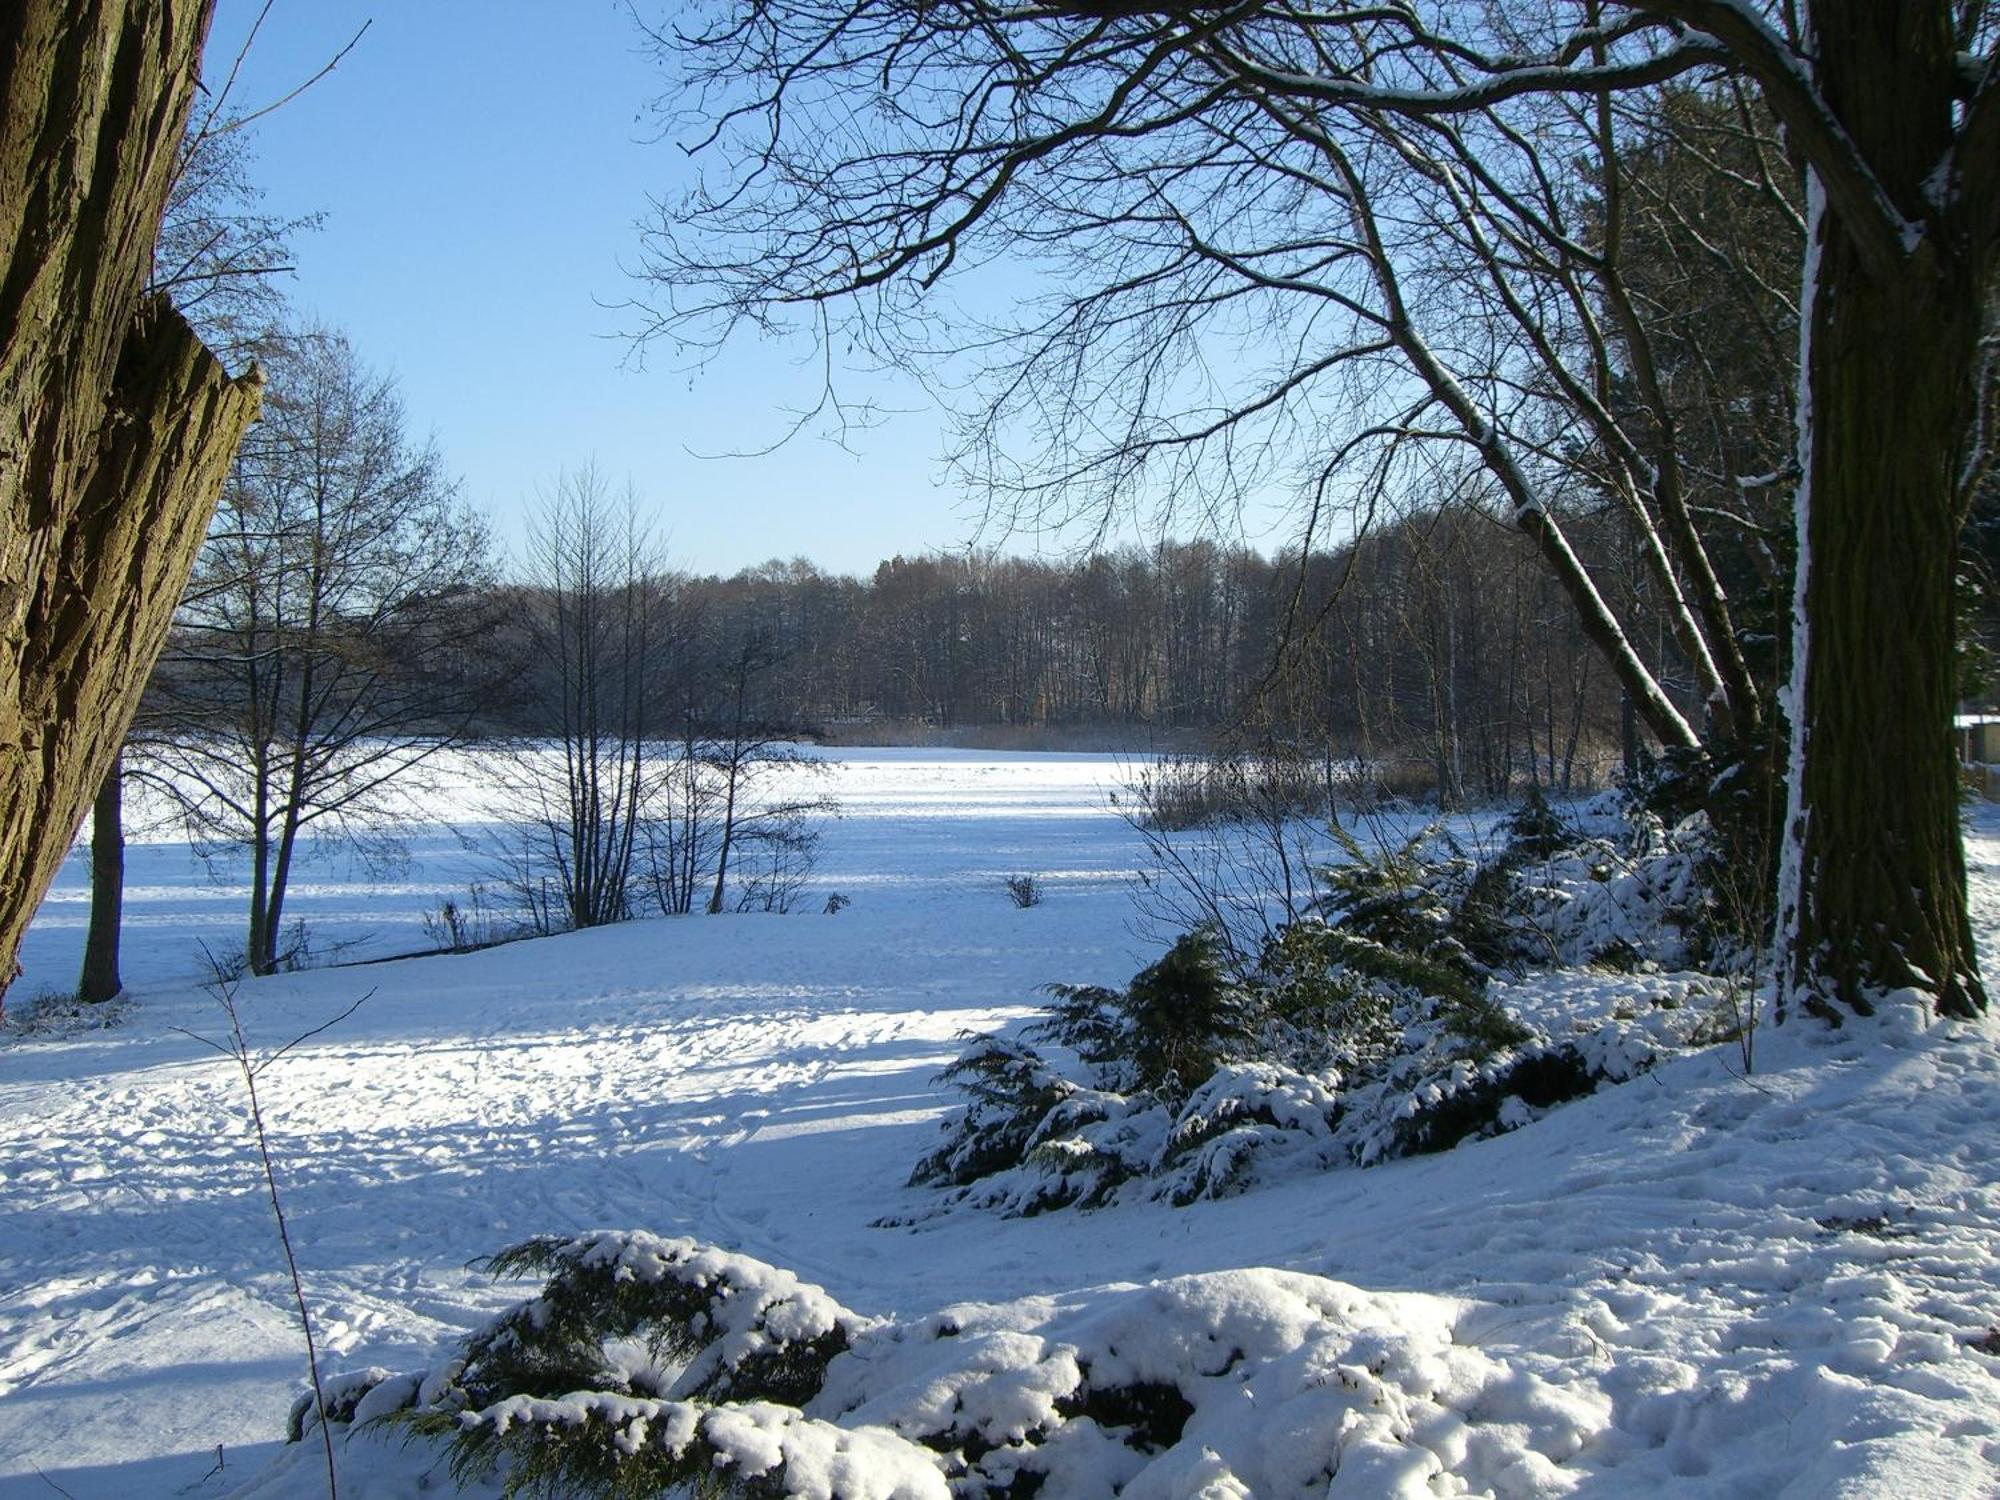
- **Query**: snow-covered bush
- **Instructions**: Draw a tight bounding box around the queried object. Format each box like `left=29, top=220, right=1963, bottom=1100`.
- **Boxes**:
left=905, top=933, right=1349, bottom=1214
left=277, top=1236, right=1608, bottom=1499
left=1311, top=821, right=1483, bottom=974
left=908, top=1036, right=1076, bottom=1188
left=1253, top=918, right=1514, bottom=1073
left=321, top=1231, right=874, bottom=1496
left=1320, top=787, right=1732, bottom=976
left=907, top=934, right=1564, bottom=1215
left=907, top=791, right=1739, bottom=1217
left=1032, top=929, right=1260, bottom=1102
left=1155, top=1061, right=1345, bottom=1205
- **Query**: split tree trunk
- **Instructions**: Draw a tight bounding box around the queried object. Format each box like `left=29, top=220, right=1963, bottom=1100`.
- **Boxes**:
left=0, top=1, right=262, bottom=1007
left=1777, top=0, right=1986, bottom=1019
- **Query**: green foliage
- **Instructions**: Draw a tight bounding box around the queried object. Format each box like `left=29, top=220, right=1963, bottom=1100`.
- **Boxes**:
left=1312, top=822, right=1480, bottom=976
left=459, top=1235, right=850, bottom=1410
left=910, top=1036, right=1084, bottom=1187
left=400, top=1395, right=723, bottom=1500
left=1254, top=923, right=1400, bottom=1066
left=1117, top=930, right=1261, bottom=1097
left=1035, top=929, right=1259, bottom=1101
left=367, top=1231, right=861, bottom=1497
left=1260, top=918, right=1527, bottom=1065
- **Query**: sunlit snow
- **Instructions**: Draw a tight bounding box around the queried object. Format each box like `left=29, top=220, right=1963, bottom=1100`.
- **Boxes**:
left=2, top=750, right=1998, bottom=1496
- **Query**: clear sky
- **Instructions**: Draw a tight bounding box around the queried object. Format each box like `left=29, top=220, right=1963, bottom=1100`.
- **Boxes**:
left=202, top=0, right=1017, bottom=578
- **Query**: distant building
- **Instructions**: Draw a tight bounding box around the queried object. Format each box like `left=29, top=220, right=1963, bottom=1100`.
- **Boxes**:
left=1956, top=713, right=2000, bottom=766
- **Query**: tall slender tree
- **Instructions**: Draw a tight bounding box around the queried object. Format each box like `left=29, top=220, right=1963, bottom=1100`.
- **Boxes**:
left=145, top=330, right=493, bottom=975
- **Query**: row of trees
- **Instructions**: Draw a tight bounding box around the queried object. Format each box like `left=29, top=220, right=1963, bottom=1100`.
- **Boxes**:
left=95, top=404, right=828, bottom=983
left=106, top=436, right=1768, bottom=989
left=526, top=514, right=1667, bottom=803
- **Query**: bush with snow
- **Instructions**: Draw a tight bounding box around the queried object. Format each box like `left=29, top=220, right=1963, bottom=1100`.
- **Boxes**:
left=906, top=793, right=1740, bottom=1216
left=287, top=1231, right=873, bottom=1496
left=1320, top=787, right=1727, bottom=978
left=271, top=1230, right=1610, bottom=1499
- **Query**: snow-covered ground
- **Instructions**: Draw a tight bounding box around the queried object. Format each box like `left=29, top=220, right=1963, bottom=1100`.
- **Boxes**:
left=2, top=751, right=1998, bottom=1496
left=12, top=746, right=1142, bottom=998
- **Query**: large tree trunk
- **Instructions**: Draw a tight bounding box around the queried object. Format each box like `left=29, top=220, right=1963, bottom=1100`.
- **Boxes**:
left=1776, top=0, right=1986, bottom=1020
left=0, top=1, right=262, bottom=1008
left=77, top=757, right=125, bottom=1003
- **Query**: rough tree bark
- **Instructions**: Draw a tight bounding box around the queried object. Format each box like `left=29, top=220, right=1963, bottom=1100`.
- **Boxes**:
left=0, top=0, right=262, bottom=1008
left=1773, top=0, right=1990, bottom=1019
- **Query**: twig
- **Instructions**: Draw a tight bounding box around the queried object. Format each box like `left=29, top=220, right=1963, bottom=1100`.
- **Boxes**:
left=256, top=990, right=374, bottom=1076
left=206, top=20, right=374, bottom=140
left=189, top=958, right=363, bottom=1500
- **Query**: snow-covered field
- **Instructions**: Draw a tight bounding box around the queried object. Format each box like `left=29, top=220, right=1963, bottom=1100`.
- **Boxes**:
left=2, top=749, right=1999, bottom=1496
left=12, top=747, right=1142, bottom=999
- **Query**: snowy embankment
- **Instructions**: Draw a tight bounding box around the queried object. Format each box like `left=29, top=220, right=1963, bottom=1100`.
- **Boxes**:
left=1, top=753, right=1998, bottom=1495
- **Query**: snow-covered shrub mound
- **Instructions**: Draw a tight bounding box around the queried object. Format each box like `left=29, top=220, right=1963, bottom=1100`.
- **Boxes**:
left=1488, top=829, right=1712, bottom=973
left=276, top=1230, right=885, bottom=1496
left=906, top=794, right=1743, bottom=1217
left=911, top=986, right=1719, bottom=1216
left=254, top=1236, right=1609, bottom=1499
left=1322, top=789, right=1722, bottom=976
left=905, top=1057, right=1347, bottom=1218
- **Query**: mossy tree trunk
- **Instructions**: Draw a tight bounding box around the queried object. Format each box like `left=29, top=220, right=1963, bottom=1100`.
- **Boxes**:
left=0, top=0, right=261, bottom=1009
left=1774, top=0, right=1997, bottom=1020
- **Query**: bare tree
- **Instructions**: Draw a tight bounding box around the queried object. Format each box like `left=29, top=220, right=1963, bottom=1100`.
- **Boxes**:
left=630, top=608, right=834, bottom=920
left=144, top=328, right=495, bottom=974
left=640, top=0, right=2000, bottom=1021
left=0, top=0, right=263, bottom=1009
left=80, top=72, right=327, bottom=1004
left=496, top=468, right=682, bottom=932
left=154, top=108, right=319, bottom=366
left=693, top=627, right=833, bottom=914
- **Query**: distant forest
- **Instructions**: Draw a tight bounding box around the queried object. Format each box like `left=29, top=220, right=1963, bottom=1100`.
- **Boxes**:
left=476, top=503, right=1726, bottom=804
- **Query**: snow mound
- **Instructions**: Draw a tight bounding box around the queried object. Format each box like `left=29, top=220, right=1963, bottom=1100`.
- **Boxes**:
left=240, top=1249, right=1608, bottom=1499
left=830, top=1270, right=1607, bottom=1499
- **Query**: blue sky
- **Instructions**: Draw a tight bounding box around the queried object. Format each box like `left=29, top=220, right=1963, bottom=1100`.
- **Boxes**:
left=203, top=0, right=1002, bottom=577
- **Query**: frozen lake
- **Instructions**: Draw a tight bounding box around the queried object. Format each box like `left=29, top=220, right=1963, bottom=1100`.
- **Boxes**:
left=16, top=745, right=1153, bottom=999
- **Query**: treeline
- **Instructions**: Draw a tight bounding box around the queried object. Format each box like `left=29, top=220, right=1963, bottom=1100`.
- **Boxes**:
left=469, top=505, right=1710, bottom=803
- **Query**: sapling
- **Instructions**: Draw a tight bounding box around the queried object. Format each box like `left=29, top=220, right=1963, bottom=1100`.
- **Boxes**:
left=175, top=953, right=370, bottom=1500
